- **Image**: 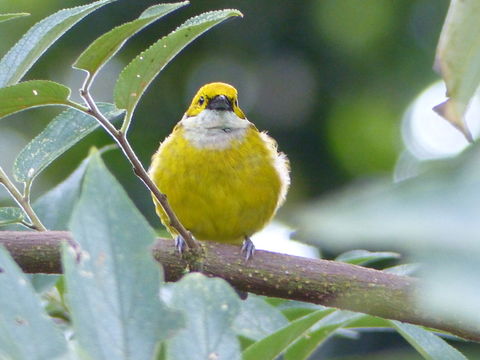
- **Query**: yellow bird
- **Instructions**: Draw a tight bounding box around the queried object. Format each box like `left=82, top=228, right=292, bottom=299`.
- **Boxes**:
left=149, top=82, right=290, bottom=259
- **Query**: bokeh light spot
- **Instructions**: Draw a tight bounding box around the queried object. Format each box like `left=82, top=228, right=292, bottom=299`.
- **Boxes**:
left=402, top=81, right=480, bottom=160
left=253, top=221, right=319, bottom=259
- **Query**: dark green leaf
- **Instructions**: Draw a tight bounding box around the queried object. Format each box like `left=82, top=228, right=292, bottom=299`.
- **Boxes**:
left=14, top=103, right=123, bottom=182
left=264, top=297, right=287, bottom=307
left=284, top=311, right=364, bottom=360
left=276, top=300, right=325, bottom=321
left=282, top=307, right=317, bottom=322
left=0, top=247, right=68, bottom=360
left=0, top=80, right=74, bottom=120
left=155, top=343, right=167, bottom=360
left=28, top=147, right=116, bottom=291
left=0, top=13, right=29, bottom=24
left=32, top=151, right=92, bottom=230
left=164, top=273, right=241, bottom=360
left=233, top=295, right=288, bottom=341
left=336, top=249, right=400, bottom=266
left=242, top=308, right=334, bottom=360
left=28, top=153, right=96, bottom=292
left=346, top=315, right=392, bottom=329
left=29, top=146, right=112, bottom=292
left=0, top=207, right=24, bottom=226
left=0, top=0, right=115, bottom=87
left=391, top=321, right=467, bottom=360
left=114, top=9, right=242, bottom=126
left=64, top=152, right=181, bottom=360
left=74, top=2, right=188, bottom=77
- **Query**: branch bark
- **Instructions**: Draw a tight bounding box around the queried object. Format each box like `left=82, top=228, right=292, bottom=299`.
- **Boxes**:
left=0, top=230, right=478, bottom=342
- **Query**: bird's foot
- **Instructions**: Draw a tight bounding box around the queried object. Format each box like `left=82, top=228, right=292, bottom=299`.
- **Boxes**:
left=241, top=236, right=255, bottom=261
left=174, top=234, right=187, bottom=254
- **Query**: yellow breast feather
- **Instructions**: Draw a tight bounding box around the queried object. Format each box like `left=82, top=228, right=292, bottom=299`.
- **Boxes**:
left=150, top=125, right=288, bottom=244
left=149, top=82, right=290, bottom=259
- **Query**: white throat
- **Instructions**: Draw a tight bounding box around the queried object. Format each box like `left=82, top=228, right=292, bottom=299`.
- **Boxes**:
left=180, top=109, right=250, bottom=149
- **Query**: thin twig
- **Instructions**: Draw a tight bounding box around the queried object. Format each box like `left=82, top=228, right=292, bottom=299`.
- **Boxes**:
left=20, top=220, right=37, bottom=230
left=0, top=167, right=46, bottom=231
left=78, top=75, right=198, bottom=250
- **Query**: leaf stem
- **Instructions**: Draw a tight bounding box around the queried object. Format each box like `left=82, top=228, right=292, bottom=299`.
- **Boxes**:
left=119, top=110, right=132, bottom=135
left=0, top=167, right=46, bottom=231
left=79, top=75, right=198, bottom=250
left=20, top=220, right=37, bottom=230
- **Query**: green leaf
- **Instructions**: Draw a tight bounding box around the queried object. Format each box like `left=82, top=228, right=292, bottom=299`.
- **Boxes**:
left=155, top=343, right=167, bottom=360
left=0, top=80, right=74, bottom=120
left=163, top=273, right=241, bottom=360
left=0, top=0, right=115, bottom=87
left=64, top=152, right=181, bottom=360
left=114, top=9, right=242, bottom=128
left=73, top=1, right=188, bottom=78
left=391, top=321, right=467, bottom=360
left=0, top=207, right=24, bottom=226
left=263, top=297, right=286, bottom=307
left=242, top=308, right=334, bottom=360
left=277, top=301, right=326, bottom=321
left=384, top=263, right=421, bottom=276
left=0, top=13, right=29, bottom=24
left=233, top=295, right=288, bottom=341
left=282, top=307, right=317, bottom=322
left=13, top=103, right=123, bottom=182
left=29, top=151, right=104, bottom=292
left=284, top=311, right=364, bottom=360
left=346, top=315, right=392, bottom=329
left=33, top=150, right=98, bottom=230
left=434, top=0, right=480, bottom=141
left=0, top=246, right=68, bottom=360
left=335, top=249, right=400, bottom=266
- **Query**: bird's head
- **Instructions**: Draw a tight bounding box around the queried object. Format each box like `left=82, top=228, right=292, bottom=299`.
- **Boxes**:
left=179, top=83, right=250, bottom=148
left=185, top=82, right=245, bottom=119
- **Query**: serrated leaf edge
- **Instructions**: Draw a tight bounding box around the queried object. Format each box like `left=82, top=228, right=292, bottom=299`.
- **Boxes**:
left=113, top=8, right=242, bottom=114
left=0, top=0, right=115, bottom=87
left=72, top=1, right=189, bottom=73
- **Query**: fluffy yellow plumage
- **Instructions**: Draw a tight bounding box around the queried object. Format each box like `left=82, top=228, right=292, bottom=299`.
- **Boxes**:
left=149, top=82, right=289, bottom=258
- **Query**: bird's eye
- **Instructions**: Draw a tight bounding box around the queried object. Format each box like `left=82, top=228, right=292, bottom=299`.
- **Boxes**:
left=198, top=96, right=205, bottom=106
left=234, top=99, right=238, bottom=107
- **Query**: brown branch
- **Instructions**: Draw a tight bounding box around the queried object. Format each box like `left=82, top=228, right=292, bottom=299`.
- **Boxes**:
left=0, top=230, right=479, bottom=342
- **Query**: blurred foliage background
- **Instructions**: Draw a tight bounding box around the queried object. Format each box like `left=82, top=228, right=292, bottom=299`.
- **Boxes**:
left=3, top=0, right=479, bottom=358
left=0, top=0, right=450, bottom=218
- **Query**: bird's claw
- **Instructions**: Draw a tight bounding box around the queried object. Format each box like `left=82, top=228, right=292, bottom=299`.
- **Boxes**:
left=174, top=235, right=187, bottom=254
left=241, top=236, right=255, bottom=261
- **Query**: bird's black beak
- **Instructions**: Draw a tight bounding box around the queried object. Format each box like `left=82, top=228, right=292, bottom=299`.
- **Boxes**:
left=207, top=95, right=233, bottom=111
